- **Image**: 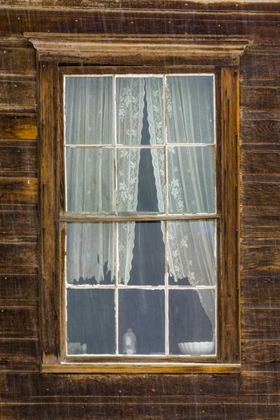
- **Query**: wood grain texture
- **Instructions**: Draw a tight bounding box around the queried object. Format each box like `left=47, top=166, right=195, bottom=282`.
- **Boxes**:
left=0, top=3, right=279, bottom=419
left=241, top=150, right=280, bottom=176
left=0, top=114, right=37, bottom=140
left=241, top=243, right=280, bottom=272
left=0, top=205, right=38, bottom=239
left=0, top=177, right=37, bottom=205
left=241, top=214, right=280, bottom=238
left=0, top=242, right=38, bottom=268
left=242, top=339, right=280, bottom=371
left=0, top=45, right=36, bottom=76
left=0, top=141, right=37, bottom=175
left=241, top=51, right=280, bottom=81
left=0, top=339, right=39, bottom=371
left=241, top=120, right=280, bottom=144
left=241, top=274, right=280, bottom=306
left=242, top=307, right=280, bottom=340
left=0, top=274, right=38, bottom=306
left=0, top=401, right=279, bottom=420
left=0, top=78, right=36, bottom=112
left=241, top=86, right=280, bottom=111
left=0, top=307, right=38, bottom=338
left=241, top=182, right=280, bottom=208
left=0, top=9, right=277, bottom=42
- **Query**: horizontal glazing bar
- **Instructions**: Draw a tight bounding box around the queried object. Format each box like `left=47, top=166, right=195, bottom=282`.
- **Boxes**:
left=61, top=214, right=220, bottom=222
left=66, top=285, right=216, bottom=290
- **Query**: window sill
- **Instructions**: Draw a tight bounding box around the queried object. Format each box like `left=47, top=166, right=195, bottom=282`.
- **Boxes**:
left=41, top=362, right=241, bottom=374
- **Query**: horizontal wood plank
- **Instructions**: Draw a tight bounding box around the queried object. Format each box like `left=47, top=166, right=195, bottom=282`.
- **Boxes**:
left=0, top=177, right=38, bottom=205
left=241, top=182, right=280, bottom=208
left=241, top=243, right=280, bottom=272
left=0, top=205, right=38, bottom=239
left=242, top=339, right=280, bottom=371
left=0, top=141, right=37, bottom=174
left=0, top=401, right=279, bottom=420
left=0, top=307, right=38, bottom=338
left=241, top=150, right=280, bottom=176
left=241, top=52, right=280, bottom=81
left=0, top=242, right=38, bottom=268
left=241, top=214, right=280, bottom=239
left=241, top=86, right=280, bottom=110
left=0, top=275, right=38, bottom=306
left=241, top=120, right=280, bottom=144
left=241, top=274, right=280, bottom=306
left=242, top=307, right=280, bottom=340
left=0, top=114, right=37, bottom=140
left=1, top=1, right=280, bottom=12
left=0, top=79, right=36, bottom=112
left=0, top=372, right=243, bottom=399
left=0, top=339, right=39, bottom=371
left=0, top=9, right=276, bottom=40
left=0, top=45, right=35, bottom=76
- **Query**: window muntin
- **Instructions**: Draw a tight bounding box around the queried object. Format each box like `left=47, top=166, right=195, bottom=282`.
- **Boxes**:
left=64, top=74, right=217, bottom=358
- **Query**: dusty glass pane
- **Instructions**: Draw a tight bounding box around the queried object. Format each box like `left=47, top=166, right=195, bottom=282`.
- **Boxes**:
left=168, top=220, right=216, bottom=286
left=118, top=290, right=165, bottom=355
left=66, top=148, right=114, bottom=213
left=66, top=223, right=115, bottom=285
left=168, top=146, right=215, bottom=213
left=67, top=289, right=115, bottom=354
left=166, top=75, right=214, bottom=144
left=117, top=148, right=164, bottom=213
left=169, top=289, right=215, bottom=355
left=116, top=76, right=164, bottom=146
left=65, top=76, right=113, bottom=145
left=118, top=222, right=165, bottom=286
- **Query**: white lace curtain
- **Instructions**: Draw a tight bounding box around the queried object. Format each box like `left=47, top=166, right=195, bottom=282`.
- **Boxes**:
left=65, top=75, right=215, bottom=330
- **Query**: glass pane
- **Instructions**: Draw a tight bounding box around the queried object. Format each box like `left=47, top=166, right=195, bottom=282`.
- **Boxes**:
left=118, top=222, right=165, bottom=286
left=65, top=76, right=113, bottom=145
left=119, top=290, right=165, bottom=355
left=117, top=148, right=164, bottom=213
left=66, top=223, right=115, bottom=285
left=116, top=77, right=164, bottom=145
left=168, top=146, right=215, bottom=213
left=168, top=220, right=216, bottom=286
left=166, top=75, right=214, bottom=144
left=66, top=148, right=114, bottom=213
left=67, top=289, right=115, bottom=354
left=169, top=289, right=215, bottom=355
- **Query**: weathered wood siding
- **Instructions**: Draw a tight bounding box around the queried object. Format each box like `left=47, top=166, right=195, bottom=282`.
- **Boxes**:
left=0, top=2, right=279, bottom=418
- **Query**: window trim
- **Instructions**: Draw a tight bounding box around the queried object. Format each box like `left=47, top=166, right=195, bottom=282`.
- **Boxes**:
left=26, top=33, right=250, bottom=373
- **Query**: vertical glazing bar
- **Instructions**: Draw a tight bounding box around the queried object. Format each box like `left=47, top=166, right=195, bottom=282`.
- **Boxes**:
left=163, top=76, right=169, bottom=355
left=113, top=76, right=119, bottom=355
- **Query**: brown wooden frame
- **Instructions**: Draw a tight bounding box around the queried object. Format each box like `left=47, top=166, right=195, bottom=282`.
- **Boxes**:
left=26, top=33, right=250, bottom=373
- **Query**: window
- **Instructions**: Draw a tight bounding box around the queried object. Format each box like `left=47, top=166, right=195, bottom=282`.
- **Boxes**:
left=27, top=34, right=248, bottom=372
left=64, top=74, right=216, bottom=359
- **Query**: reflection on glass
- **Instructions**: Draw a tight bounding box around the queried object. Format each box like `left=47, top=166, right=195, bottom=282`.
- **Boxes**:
left=119, top=290, right=165, bottom=355
left=65, top=76, right=113, bottom=145
left=169, top=289, right=215, bottom=355
left=168, top=220, right=216, bottom=286
left=67, top=289, right=115, bottom=354
left=166, top=75, right=214, bottom=144
left=168, top=146, right=215, bottom=213
left=67, top=223, right=115, bottom=285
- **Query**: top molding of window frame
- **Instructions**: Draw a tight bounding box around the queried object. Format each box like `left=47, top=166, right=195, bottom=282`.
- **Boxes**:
left=25, top=33, right=252, bottom=66
left=27, top=32, right=249, bottom=374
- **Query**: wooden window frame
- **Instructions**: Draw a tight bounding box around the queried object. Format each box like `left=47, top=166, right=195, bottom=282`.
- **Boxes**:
left=26, top=33, right=251, bottom=373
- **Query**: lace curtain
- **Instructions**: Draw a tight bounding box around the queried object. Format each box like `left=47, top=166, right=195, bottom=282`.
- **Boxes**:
left=65, top=75, right=215, bottom=331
